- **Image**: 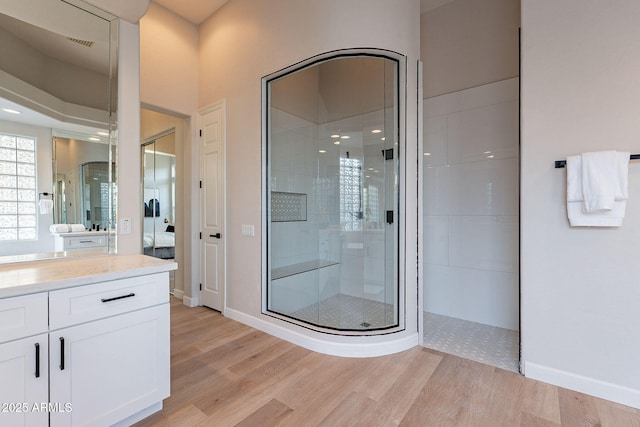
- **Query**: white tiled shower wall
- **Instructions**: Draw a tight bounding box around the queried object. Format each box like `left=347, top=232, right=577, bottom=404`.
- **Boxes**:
left=423, top=78, right=519, bottom=330
left=269, top=109, right=341, bottom=313
left=269, top=107, right=396, bottom=313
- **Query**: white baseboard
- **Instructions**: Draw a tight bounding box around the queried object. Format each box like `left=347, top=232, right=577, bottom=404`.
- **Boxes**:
left=182, top=295, right=198, bottom=308
left=225, top=308, right=419, bottom=358
left=171, top=289, right=184, bottom=300
left=524, top=362, right=640, bottom=409
left=112, top=402, right=162, bottom=426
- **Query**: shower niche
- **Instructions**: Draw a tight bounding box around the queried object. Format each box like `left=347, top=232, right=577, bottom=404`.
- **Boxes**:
left=263, top=50, right=401, bottom=334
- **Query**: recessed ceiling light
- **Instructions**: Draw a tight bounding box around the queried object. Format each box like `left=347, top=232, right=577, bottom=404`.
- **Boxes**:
left=423, top=152, right=431, bottom=156
left=89, top=137, right=100, bottom=141
left=333, top=140, right=340, bottom=145
left=2, top=108, right=21, bottom=114
left=331, top=134, right=340, bottom=138
left=371, top=129, right=382, bottom=134
left=97, top=131, right=109, bottom=136
left=381, top=137, right=386, bottom=141
left=340, top=135, right=350, bottom=139
left=368, top=167, right=374, bottom=170
left=319, top=149, right=326, bottom=153
left=484, top=151, right=492, bottom=154
left=365, top=175, right=371, bottom=178
left=487, top=155, right=494, bottom=159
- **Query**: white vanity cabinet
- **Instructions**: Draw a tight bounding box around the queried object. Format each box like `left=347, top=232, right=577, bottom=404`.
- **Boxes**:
left=49, top=274, right=170, bottom=427
left=0, top=335, right=49, bottom=427
left=0, top=293, right=49, bottom=427
left=0, top=255, right=175, bottom=427
left=52, top=232, right=110, bottom=252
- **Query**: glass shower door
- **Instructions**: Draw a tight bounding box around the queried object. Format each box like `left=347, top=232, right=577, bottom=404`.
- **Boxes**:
left=265, top=51, right=400, bottom=333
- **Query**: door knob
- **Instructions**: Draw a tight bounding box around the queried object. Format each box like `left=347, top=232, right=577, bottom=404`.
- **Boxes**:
left=210, top=233, right=222, bottom=239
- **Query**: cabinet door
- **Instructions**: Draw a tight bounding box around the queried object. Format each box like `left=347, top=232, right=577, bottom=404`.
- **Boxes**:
left=50, top=304, right=170, bottom=427
left=0, top=334, right=48, bottom=427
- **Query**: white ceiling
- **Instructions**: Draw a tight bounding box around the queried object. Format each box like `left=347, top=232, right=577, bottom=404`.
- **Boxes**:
left=151, top=0, right=230, bottom=24
left=151, top=0, right=450, bottom=25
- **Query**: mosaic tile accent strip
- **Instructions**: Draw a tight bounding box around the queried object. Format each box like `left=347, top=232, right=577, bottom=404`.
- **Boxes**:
left=423, top=312, right=520, bottom=373
left=291, top=294, right=396, bottom=330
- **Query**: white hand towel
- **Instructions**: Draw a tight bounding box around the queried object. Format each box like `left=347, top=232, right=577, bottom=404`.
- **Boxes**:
left=614, top=151, right=630, bottom=200
left=566, top=151, right=630, bottom=227
left=69, top=224, right=86, bottom=232
left=566, top=155, right=582, bottom=202
left=581, top=151, right=617, bottom=212
left=567, top=201, right=627, bottom=227
left=39, top=199, right=53, bottom=215
left=49, top=224, right=70, bottom=233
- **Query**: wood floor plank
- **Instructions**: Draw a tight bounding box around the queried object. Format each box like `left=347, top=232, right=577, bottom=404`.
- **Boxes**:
left=132, top=298, right=640, bottom=427
left=521, top=377, right=562, bottom=424
left=558, top=388, right=602, bottom=427
left=139, top=405, right=207, bottom=427
left=353, top=347, right=427, bottom=401
left=226, top=339, right=297, bottom=377
left=520, top=412, right=562, bottom=427
left=317, top=391, right=378, bottom=427
left=195, top=366, right=314, bottom=426
left=198, top=329, right=279, bottom=370
left=275, top=356, right=369, bottom=426
left=399, top=353, right=496, bottom=426
left=193, top=345, right=312, bottom=416
left=594, top=398, right=640, bottom=427
left=482, top=367, right=527, bottom=425
left=234, top=398, right=293, bottom=427
left=367, top=347, right=443, bottom=426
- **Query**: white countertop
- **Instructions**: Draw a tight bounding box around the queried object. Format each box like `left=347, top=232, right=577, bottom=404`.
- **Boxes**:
left=0, top=254, right=177, bottom=298
left=51, top=231, right=113, bottom=237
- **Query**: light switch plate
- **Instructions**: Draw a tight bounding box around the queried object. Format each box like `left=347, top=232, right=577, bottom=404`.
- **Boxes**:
left=241, top=224, right=255, bottom=236
left=120, top=218, right=131, bottom=234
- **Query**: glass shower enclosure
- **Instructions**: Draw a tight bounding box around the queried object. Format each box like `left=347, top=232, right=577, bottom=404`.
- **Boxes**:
left=264, top=51, right=400, bottom=333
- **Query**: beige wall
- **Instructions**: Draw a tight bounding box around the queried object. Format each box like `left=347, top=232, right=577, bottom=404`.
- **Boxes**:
left=139, top=4, right=199, bottom=302
left=116, top=20, right=142, bottom=254
left=139, top=3, right=198, bottom=115
left=521, top=0, right=640, bottom=406
left=420, top=0, right=520, bottom=97
left=199, top=0, right=420, bottom=344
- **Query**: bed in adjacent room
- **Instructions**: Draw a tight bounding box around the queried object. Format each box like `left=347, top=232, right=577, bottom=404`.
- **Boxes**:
left=143, top=229, right=175, bottom=259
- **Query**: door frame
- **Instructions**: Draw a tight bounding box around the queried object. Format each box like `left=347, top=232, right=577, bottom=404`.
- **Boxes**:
left=198, top=100, right=227, bottom=313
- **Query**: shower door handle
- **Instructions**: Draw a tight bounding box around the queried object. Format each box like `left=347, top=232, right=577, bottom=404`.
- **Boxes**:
left=210, top=233, right=221, bottom=239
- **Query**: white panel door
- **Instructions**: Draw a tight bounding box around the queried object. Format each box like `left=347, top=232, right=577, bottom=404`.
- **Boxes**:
left=200, top=101, right=225, bottom=311
left=0, top=334, right=48, bottom=427
left=49, top=305, right=170, bottom=427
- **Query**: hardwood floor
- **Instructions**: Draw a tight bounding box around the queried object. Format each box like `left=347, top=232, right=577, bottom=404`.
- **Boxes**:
left=134, top=297, right=640, bottom=426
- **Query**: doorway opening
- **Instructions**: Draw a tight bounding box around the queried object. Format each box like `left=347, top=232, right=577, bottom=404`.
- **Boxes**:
left=422, top=77, right=520, bottom=372
left=141, top=107, right=187, bottom=296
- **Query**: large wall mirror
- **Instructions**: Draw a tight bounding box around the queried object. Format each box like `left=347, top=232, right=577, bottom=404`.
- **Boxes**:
left=0, top=0, right=118, bottom=258
left=263, top=50, right=402, bottom=334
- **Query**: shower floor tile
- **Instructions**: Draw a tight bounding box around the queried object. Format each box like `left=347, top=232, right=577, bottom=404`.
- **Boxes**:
left=291, top=294, right=396, bottom=330
left=423, top=312, right=520, bottom=373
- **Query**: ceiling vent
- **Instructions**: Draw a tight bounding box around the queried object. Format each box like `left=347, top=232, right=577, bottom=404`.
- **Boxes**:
left=67, top=37, right=94, bottom=48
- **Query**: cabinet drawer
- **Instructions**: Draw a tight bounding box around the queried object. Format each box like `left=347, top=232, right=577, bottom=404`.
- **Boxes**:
left=49, top=273, right=169, bottom=329
left=64, top=235, right=107, bottom=250
left=0, top=293, right=48, bottom=343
